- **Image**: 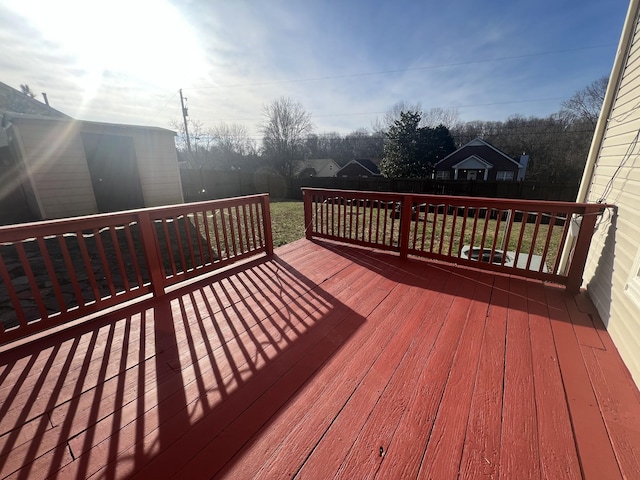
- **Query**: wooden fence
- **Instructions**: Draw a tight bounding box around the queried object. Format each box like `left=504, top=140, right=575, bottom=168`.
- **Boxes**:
left=302, top=188, right=606, bottom=292
left=0, top=194, right=273, bottom=344
left=180, top=168, right=580, bottom=203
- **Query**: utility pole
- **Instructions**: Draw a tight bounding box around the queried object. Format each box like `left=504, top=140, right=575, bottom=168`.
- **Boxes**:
left=179, top=89, right=192, bottom=154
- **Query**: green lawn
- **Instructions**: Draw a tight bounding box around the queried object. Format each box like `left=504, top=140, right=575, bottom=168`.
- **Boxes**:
left=269, top=200, right=305, bottom=247
left=266, top=200, right=564, bottom=270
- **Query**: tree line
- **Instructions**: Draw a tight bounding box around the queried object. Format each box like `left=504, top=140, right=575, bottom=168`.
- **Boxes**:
left=175, top=76, right=607, bottom=185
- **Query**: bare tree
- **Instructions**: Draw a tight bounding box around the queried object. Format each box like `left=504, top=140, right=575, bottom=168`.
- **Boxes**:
left=373, top=101, right=459, bottom=133
left=561, top=76, right=609, bottom=127
left=19, top=84, right=35, bottom=98
left=261, top=97, right=313, bottom=177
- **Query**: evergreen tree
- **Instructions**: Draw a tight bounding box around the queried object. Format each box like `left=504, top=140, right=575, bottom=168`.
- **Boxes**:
left=380, top=111, right=455, bottom=178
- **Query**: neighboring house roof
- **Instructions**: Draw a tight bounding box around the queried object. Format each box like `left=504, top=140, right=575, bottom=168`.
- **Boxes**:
left=450, top=154, right=494, bottom=170
left=336, top=158, right=381, bottom=177
left=0, top=81, right=70, bottom=119
left=296, top=158, right=340, bottom=177
left=435, top=138, right=523, bottom=170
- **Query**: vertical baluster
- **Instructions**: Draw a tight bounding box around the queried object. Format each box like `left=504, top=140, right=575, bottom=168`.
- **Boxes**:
left=540, top=211, right=557, bottom=273
left=468, top=208, right=481, bottom=260
left=382, top=201, right=390, bottom=247
left=552, top=213, right=572, bottom=275
left=489, top=209, right=504, bottom=263
left=478, top=208, right=491, bottom=258
left=192, top=211, right=206, bottom=266
left=37, top=236, right=67, bottom=313
left=234, top=205, right=245, bottom=254
left=173, top=216, right=188, bottom=273
left=212, top=209, right=225, bottom=261
left=14, top=241, right=49, bottom=320
left=108, top=226, right=131, bottom=293
left=374, top=200, right=381, bottom=245
left=389, top=201, right=398, bottom=248
left=526, top=211, right=543, bottom=272
left=0, top=251, right=28, bottom=328
left=513, top=210, right=529, bottom=269
left=248, top=203, right=258, bottom=251
left=438, top=203, right=449, bottom=255
left=447, top=205, right=459, bottom=257
left=93, top=227, right=116, bottom=297
left=458, top=207, right=468, bottom=257
left=161, top=219, right=177, bottom=277
left=76, top=230, right=101, bottom=303
left=501, top=210, right=515, bottom=267
left=58, top=234, right=85, bottom=306
left=429, top=203, right=439, bottom=253
left=183, top=212, right=197, bottom=270
left=124, top=223, right=145, bottom=287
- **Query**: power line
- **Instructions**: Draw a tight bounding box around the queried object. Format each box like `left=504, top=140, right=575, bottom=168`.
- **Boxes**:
left=183, top=44, right=615, bottom=91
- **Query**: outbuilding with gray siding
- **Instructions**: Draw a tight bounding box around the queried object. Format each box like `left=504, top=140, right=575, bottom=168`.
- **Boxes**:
left=1, top=113, right=183, bottom=222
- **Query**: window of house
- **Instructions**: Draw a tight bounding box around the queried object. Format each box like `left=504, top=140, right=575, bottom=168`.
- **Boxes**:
left=496, top=171, right=514, bottom=181
left=436, top=171, right=450, bottom=180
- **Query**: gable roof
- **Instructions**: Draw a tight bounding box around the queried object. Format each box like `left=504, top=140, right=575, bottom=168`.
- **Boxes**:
left=451, top=154, right=494, bottom=170
left=296, top=158, right=340, bottom=177
left=435, top=138, right=522, bottom=169
left=352, top=158, right=380, bottom=175
left=0, top=81, right=70, bottom=119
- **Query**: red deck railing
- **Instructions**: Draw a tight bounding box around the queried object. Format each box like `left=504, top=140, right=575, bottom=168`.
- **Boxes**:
left=303, top=188, right=606, bottom=292
left=0, top=194, right=273, bottom=344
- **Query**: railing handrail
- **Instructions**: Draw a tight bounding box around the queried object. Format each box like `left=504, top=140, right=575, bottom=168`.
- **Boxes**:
left=0, top=194, right=270, bottom=242
left=302, top=187, right=607, bottom=292
left=301, top=187, right=604, bottom=214
left=0, top=194, right=273, bottom=344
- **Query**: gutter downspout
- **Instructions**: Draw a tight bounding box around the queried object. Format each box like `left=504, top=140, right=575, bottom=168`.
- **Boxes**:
left=559, top=0, right=639, bottom=275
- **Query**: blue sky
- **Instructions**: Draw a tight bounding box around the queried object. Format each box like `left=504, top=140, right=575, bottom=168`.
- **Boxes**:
left=0, top=0, right=630, bottom=138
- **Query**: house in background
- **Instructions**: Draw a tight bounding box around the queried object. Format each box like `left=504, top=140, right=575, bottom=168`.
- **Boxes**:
left=577, top=0, right=640, bottom=387
left=296, top=158, right=341, bottom=178
left=433, top=138, right=529, bottom=181
left=1, top=112, right=184, bottom=222
left=336, top=158, right=381, bottom=177
left=0, top=81, right=69, bottom=119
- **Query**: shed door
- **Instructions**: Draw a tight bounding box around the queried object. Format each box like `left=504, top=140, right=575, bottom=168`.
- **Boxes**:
left=82, top=133, right=144, bottom=213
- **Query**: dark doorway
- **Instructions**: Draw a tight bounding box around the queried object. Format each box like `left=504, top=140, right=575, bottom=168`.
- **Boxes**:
left=0, top=146, right=38, bottom=224
left=82, top=133, right=144, bottom=213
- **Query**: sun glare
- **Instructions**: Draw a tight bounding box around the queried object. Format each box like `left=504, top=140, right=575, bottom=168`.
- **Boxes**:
left=7, top=0, right=207, bottom=90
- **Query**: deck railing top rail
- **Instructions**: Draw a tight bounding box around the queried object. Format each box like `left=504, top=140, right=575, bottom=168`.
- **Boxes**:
left=302, top=187, right=607, bottom=292
left=0, top=194, right=273, bottom=345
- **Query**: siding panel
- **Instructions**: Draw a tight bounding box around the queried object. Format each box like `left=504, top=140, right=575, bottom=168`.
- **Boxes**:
left=584, top=5, right=640, bottom=387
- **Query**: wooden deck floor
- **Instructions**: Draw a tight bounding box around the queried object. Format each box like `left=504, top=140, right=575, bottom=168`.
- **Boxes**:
left=1, top=238, right=640, bottom=479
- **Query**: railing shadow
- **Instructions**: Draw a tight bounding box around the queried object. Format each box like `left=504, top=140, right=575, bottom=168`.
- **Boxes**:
left=0, top=252, right=366, bottom=478
left=308, top=237, right=583, bottom=320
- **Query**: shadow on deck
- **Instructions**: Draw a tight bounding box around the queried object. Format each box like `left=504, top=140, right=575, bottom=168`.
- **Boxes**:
left=1, top=239, right=639, bottom=479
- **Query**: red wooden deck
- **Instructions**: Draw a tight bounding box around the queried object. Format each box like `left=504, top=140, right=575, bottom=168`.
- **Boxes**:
left=1, top=238, right=639, bottom=479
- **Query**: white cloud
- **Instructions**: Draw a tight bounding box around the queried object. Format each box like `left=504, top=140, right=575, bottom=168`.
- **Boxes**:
left=0, top=0, right=626, bottom=137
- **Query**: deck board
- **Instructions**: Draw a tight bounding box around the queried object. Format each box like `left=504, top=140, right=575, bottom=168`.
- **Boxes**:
left=1, top=238, right=640, bottom=479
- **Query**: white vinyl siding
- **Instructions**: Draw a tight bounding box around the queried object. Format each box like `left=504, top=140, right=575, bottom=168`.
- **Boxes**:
left=582, top=5, right=640, bottom=386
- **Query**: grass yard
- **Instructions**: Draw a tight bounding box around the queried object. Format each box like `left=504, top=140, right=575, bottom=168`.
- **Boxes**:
left=270, top=200, right=305, bottom=247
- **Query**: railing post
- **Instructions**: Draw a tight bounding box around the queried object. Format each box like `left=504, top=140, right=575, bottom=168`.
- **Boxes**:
left=399, top=194, right=413, bottom=259
left=303, top=189, right=313, bottom=240
left=261, top=194, right=274, bottom=256
left=565, top=208, right=600, bottom=293
left=137, top=211, right=166, bottom=297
